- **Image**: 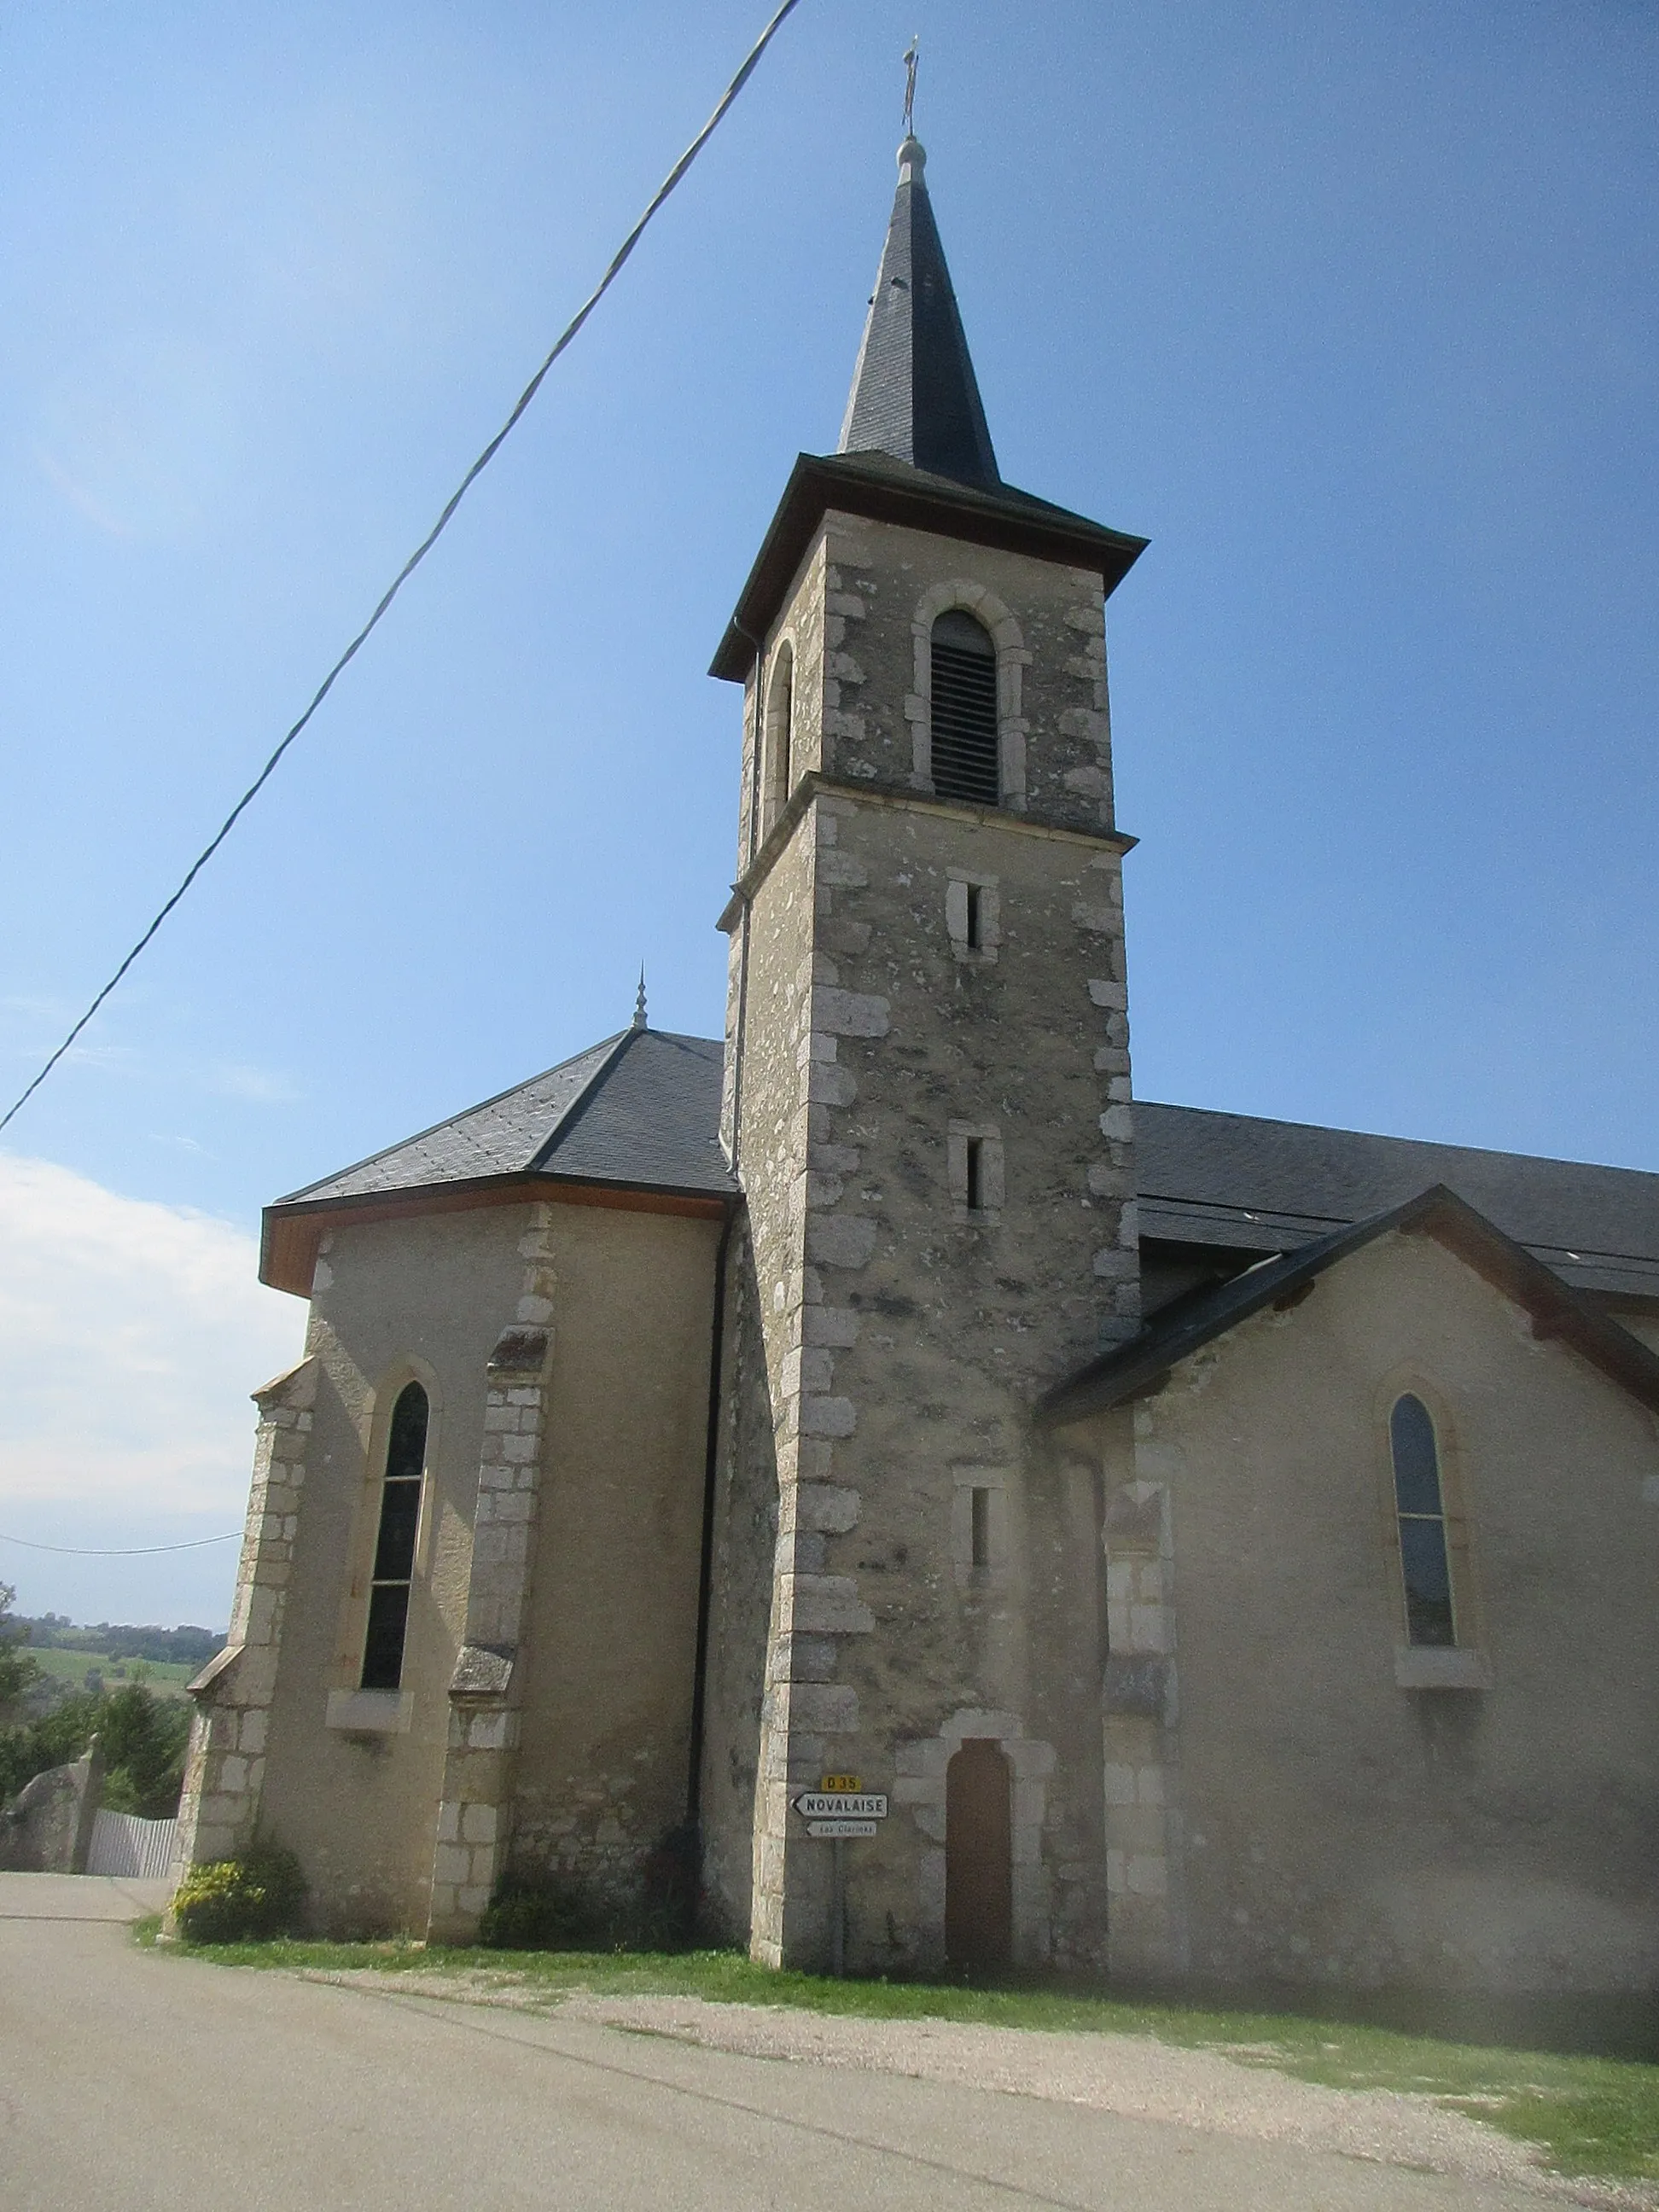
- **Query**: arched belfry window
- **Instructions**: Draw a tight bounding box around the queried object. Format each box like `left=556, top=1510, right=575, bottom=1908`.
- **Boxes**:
left=1389, top=1393, right=1455, bottom=1648
left=930, top=610, right=998, bottom=806
left=763, top=643, right=795, bottom=834
left=361, top=1381, right=428, bottom=1691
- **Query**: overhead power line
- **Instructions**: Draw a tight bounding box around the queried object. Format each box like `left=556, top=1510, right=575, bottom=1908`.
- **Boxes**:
left=0, top=1530, right=242, bottom=1557
left=0, top=0, right=805, bottom=1137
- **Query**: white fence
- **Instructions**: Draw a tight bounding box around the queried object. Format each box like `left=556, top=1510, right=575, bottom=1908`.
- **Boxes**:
left=86, top=1809, right=178, bottom=1880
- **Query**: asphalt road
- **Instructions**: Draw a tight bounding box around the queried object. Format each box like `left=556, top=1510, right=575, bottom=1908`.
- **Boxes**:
left=0, top=1875, right=1556, bottom=2212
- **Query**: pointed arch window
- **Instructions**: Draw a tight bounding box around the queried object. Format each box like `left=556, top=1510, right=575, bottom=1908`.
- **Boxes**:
left=361, top=1381, right=428, bottom=1691
left=762, top=643, right=795, bottom=834
left=930, top=610, right=998, bottom=806
left=1389, top=1393, right=1455, bottom=1648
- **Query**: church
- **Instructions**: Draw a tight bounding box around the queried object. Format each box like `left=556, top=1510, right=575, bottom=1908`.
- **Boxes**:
left=176, top=136, right=1659, bottom=1996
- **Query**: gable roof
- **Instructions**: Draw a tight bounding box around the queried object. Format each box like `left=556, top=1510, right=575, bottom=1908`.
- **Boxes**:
left=1040, top=1184, right=1659, bottom=1429
left=1138, top=1100, right=1659, bottom=1301
left=261, top=1027, right=735, bottom=1293
left=838, top=137, right=1001, bottom=492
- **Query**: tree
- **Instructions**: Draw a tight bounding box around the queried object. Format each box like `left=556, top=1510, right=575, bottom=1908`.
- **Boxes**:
left=0, top=1585, right=40, bottom=1719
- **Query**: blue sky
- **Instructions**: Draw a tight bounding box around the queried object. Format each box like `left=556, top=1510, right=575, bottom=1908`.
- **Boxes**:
left=2, top=0, right=1655, bottom=1622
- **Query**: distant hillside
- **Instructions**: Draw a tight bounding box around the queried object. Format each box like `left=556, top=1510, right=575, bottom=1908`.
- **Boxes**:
left=19, top=1617, right=226, bottom=1669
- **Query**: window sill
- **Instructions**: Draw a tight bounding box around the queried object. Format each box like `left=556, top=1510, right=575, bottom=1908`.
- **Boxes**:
left=1394, top=1646, right=1489, bottom=1691
left=326, top=1688, right=414, bottom=1734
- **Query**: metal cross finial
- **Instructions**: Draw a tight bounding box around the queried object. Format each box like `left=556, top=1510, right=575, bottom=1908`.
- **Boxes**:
left=902, top=37, right=918, bottom=133
left=633, top=966, right=648, bottom=1029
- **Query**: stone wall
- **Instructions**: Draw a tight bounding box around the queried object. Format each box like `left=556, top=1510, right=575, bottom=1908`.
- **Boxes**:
left=174, top=1355, right=318, bottom=1879
left=0, top=1743, right=102, bottom=1873
left=696, top=1222, right=783, bottom=1941
left=717, top=509, right=1139, bottom=1970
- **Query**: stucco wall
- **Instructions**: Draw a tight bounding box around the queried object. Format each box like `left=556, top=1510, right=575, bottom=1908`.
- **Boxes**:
left=259, top=1208, right=521, bottom=1934
left=253, top=1196, right=720, bottom=1936
left=507, top=1204, right=720, bottom=1904
left=1087, top=1227, right=1659, bottom=1994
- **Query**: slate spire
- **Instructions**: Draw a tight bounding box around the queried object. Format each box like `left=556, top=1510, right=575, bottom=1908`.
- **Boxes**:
left=837, top=137, right=1001, bottom=490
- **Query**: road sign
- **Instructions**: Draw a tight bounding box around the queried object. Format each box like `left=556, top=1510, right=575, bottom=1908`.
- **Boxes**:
left=807, top=1819, right=878, bottom=1838
left=793, top=1791, right=888, bottom=1819
left=820, top=1773, right=860, bottom=1792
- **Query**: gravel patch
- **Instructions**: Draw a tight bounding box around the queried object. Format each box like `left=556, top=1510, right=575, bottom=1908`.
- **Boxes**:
left=305, top=1970, right=1654, bottom=2211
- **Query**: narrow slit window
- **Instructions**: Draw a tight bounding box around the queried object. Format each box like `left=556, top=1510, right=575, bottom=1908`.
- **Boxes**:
left=964, top=1137, right=984, bottom=1213
left=1390, top=1393, right=1455, bottom=1648
left=970, top=1487, right=992, bottom=1569
left=361, top=1381, right=428, bottom=1691
left=930, top=611, right=998, bottom=806
left=965, top=883, right=983, bottom=949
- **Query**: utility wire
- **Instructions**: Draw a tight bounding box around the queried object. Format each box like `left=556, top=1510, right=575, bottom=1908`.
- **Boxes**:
left=0, top=0, right=804, bottom=1137
left=0, top=1530, right=242, bottom=1556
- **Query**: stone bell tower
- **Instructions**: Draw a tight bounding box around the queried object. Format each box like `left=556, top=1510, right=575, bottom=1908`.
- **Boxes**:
left=700, top=136, right=1148, bottom=1973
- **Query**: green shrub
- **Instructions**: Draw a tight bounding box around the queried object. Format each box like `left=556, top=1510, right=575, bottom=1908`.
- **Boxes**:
left=172, top=1845, right=306, bottom=1943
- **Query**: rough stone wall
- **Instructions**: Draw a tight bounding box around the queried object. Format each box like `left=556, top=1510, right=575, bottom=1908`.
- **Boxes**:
left=719, top=513, right=1139, bottom=1970
left=696, top=1222, right=780, bottom=1941
left=1068, top=1228, right=1659, bottom=1995
left=0, top=1743, right=102, bottom=1873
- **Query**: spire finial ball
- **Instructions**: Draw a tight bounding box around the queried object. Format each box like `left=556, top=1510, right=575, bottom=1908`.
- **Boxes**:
left=898, top=135, right=926, bottom=183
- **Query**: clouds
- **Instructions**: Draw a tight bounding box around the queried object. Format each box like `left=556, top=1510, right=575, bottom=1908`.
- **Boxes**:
left=0, top=1152, right=304, bottom=1588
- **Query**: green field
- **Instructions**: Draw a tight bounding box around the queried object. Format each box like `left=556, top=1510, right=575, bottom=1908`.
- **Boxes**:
left=26, top=1649, right=195, bottom=1701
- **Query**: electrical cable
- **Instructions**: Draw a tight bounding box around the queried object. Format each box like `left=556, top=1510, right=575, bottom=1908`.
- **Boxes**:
left=0, top=1531, right=242, bottom=1556
left=0, top=0, right=805, bottom=1137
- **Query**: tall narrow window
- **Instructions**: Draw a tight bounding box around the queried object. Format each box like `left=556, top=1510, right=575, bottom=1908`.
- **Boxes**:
left=970, top=1487, right=992, bottom=1570
left=763, top=643, right=795, bottom=833
left=930, top=610, right=998, bottom=806
left=1390, top=1393, right=1455, bottom=1648
left=964, top=1137, right=984, bottom=1213
left=362, top=1381, right=428, bottom=1691
left=965, top=882, right=983, bottom=950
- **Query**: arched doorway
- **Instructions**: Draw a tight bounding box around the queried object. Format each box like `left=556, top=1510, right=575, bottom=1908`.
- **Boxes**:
left=946, top=1738, right=1012, bottom=1969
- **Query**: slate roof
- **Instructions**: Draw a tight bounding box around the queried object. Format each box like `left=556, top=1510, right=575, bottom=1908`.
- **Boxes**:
left=709, top=450, right=1148, bottom=682
left=1039, top=1185, right=1659, bottom=1428
left=271, top=1019, right=1659, bottom=1308
left=838, top=137, right=1000, bottom=491
left=276, top=1027, right=735, bottom=1208
left=1137, top=1101, right=1659, bottom=1301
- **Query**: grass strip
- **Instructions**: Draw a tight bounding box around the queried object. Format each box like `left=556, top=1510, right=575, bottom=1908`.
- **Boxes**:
left=136, top=1926, right=1659, bottom=2185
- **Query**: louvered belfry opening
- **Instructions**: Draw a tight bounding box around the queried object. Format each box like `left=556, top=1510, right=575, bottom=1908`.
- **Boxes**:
left=929, top=609, right=999, bottom=806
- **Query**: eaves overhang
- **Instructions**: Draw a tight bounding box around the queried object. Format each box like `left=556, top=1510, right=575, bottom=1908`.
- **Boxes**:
left=1038, top=1183, right=1659, bottom=1429
left=260, top=1172, right=733, bottom=1300
left=710, top=451, right=1148, bottom=682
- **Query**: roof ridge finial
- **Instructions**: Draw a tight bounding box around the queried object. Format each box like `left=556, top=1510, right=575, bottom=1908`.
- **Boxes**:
left=633, top=966, right=647, bottom=1030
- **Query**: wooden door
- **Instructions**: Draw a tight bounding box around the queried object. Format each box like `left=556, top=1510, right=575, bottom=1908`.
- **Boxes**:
left=946, top=1738, right=1012, bottom=1969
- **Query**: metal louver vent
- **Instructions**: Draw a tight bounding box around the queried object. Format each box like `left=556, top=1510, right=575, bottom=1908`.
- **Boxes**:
left=929, top=623, right=999, bottom=806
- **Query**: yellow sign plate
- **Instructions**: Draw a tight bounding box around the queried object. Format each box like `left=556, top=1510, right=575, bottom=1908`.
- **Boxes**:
left=820, top=1773, right=860, bottom=1792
